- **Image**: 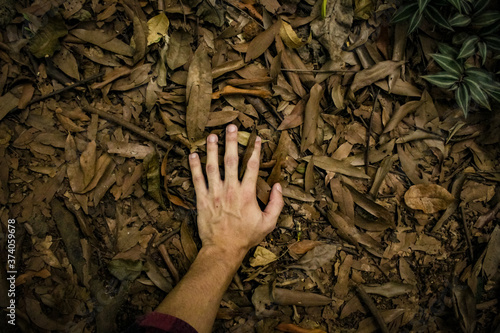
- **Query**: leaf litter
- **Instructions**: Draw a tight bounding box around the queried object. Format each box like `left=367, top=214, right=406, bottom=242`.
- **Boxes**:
left=0, top=0, right=499, bottom=332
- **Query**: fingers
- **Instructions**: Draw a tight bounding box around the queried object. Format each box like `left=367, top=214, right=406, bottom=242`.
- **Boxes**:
left=189, top=153, right=207, bottom=196
left=224, top=124, right=239, bottom=184
left=206, top=134, right=221, bottom=188
left=263, top=183, right=284, bottom=228
left=242, top=136, right=261, bottom=189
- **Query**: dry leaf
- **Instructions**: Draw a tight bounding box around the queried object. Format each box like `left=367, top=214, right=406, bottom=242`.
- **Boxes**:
left=249, top=246, right=278, bottom=267
left=303, top=155, right=370, bottom=179
left=351, top=61, right=405, bottom=92
left=181, top=220, right=199, bottom=264
left=301, top=83, right=323, bottom=152
left=186, top=44, right=212, bottom=142
left=276, top=323, right=326, bottom=333
left=362, top=282, right=415, bottom=298
left=245, top=20, right=281, bottom=62
left=404, top=184, right=455, bottom=214
left=147, top=12, right=169, bottom=45
left=167, top=30, right=193, bottom=70
left=288, top=240, right=324, bottom=255
left=279, top=20, right=310, bottom=49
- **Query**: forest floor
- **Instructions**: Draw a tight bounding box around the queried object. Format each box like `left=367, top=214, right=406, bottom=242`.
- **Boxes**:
left=0, top=0, right=499, bottom=332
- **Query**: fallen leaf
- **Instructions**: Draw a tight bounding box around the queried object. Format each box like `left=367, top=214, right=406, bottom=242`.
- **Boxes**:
left=351, top=61, right=405, bottom=92
left=245, top=20, right=281, bottom=62
left=301, top=83, right=324, bottom=152
left=272, top=287, right=332, bottom=306
left=276, top=323, right=326, bottom=333
left=250, top=246, right=278, bottom=267
left=147, top=12, right=169, bottom=45
left=181, top=219, right=198, bottom=264
left=404, top=184, right=455, bottom=214
left=143, top=152, right=166, bottom=209
left=71, top=29, right=134, bottom=57
left=279, top=20, right=310, bottom=49
left=483, top=226, right=500, bottom=279
left=288, top=240, right=324, bottom=255
left=303, top=155, right=370, bottom=179
left=186, top=44, right=212, bottom=142
left=108, top=259, right=143, bottom=281
left=289, top=244, right=337, bottom=270
left=29, top=14, right=68, bottom=58
left=362, top=282, right=415, bottom=298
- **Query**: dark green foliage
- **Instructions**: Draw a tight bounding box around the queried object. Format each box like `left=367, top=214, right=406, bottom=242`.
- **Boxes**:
left=392, top=0, right=500, bottom=116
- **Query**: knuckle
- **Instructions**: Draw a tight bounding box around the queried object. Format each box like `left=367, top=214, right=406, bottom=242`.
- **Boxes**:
left=247, top=159, right=259, bottom=170
left=206, top=163, right=218, bottom=174
left=193, top=174, right=205, bottom=184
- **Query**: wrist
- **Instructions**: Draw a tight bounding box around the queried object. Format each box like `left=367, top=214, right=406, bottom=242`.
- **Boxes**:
left=198, top=245, right=247, bottom=270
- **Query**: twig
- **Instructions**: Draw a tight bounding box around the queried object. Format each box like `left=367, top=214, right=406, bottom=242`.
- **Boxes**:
left=82, top=105, right=173, bottom=150
left=356, top=285, right=390, bottom=333
left=8, top=72, right=105, bottom=115
left=159, top=243, right=180, bottom=283
left=281, top=69, right=358, bottom=73
left=460, top=206, right=474, bottom=261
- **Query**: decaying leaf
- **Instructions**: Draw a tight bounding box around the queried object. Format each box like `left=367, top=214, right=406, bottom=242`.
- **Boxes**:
left=186, top=44, right=212, bottom=142
left=108, top=259, right=143, bottom=281
left=272, top=287, right=332, bottom=306
left=166, top=30, right=193, bottom=70
left=29, top=14, right=68, bottom=58
left=404, top=184, right=455, bottom=214
left=303, top=155, right=370, bottom=179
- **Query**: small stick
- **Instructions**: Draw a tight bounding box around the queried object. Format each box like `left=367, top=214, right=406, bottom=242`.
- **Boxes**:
left=212, top=85, right=272, bottom=99
left=159, top=243, right=180, bottom=283
left=8, top=72, right=105, bottom=115
left=82, top=105, right=173, bottom=150
left=356, top=285, right=390, bottom=333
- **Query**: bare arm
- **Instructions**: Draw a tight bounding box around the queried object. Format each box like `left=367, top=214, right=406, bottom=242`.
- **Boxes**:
left=155, top=124, right=284, bottom=333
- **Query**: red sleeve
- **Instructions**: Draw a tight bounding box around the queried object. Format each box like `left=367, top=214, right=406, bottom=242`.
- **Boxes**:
left=137, top=312, right=198, bottom=333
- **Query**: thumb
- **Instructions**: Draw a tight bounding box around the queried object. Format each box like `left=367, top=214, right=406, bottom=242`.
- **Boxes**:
left=263, top=183, right=284, bottom=226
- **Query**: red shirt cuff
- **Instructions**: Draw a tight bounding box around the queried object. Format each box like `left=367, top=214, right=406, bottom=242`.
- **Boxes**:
left=138, top=312, right=198, bottom=333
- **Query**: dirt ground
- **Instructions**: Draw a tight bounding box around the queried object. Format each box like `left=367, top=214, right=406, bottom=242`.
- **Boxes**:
left=0, top=0, right=499, bottom=332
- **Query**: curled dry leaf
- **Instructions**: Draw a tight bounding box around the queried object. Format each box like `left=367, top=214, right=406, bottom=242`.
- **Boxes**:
left=404, top=184, right=455, bottom=214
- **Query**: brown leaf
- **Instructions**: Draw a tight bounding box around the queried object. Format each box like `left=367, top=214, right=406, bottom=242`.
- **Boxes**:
left=121, top=0, right=147, bottom=64
left=272, top=287, right=332, bottom=306
left=18, top=83, right=35, bottom=109
left=362, top=282, right=415, bottom=298
left=186, top=44, right=212, bottom=142
left=278, top=100, right=305, bottom=131
left=282, top=184, right=315, bottom=202
left=289, top=244, right=337, bottom=270
left=483, top=226, right=500, bottom=279
left=287, top=240, right=324, bottom=255
left=304, top=156, right=315, bottom=193
left=0, top=91, right=20, bottom=121
left=181, top=219, right=198, bottom=264
left=80, top=140, right=96, bottom=188
left=301, top=83, right=323, bottom=152
left=245, top=20, right=281, bottom=62
left=167, top=30, right=193, bottom=70
left=404, top=184, right=455, bottom=214
left=383, top=100, right=423, bottom=133
left=276, top=323, right=326, bottom=333
left=303, top=155, right=370, bottom=179
left=71, top=29, right=134, bottom=57
left=351, top=60, right=405, bottom=92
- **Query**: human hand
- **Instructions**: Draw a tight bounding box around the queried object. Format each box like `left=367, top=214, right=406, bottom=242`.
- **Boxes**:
left=188, top=124, right=284, bottom=258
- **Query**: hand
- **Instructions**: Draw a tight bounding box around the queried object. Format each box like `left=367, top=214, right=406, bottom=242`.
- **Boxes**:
left=188, top=124, right=284, bottom=258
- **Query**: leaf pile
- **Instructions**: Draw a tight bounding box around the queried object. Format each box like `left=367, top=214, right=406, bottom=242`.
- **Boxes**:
left=0, top=0, right=500, bottom=332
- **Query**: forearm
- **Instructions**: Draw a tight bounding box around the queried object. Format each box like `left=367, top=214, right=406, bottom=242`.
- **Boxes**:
left=155, top=246, right=245, bottom=333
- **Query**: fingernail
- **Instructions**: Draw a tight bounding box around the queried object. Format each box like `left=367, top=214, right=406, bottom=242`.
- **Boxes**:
left=208, top=134, right=217, bottom=143
left=189, top=153, right=197, bottom=159
left=276, top=183, right=282, bottom=193
left=255, top=136, right=261, bottom=143
left=227, top=124, right=237, bottom=133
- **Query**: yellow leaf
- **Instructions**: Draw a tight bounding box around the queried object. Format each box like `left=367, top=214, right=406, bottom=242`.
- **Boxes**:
left=279, top=20, right=310, bottom=49
left=249, top=246, right=277, bottom=267
left=147, top=13, right=170, bottom=46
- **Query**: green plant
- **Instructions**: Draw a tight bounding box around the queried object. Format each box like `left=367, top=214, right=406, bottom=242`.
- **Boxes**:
left=422, top=45, right=500, bottom=116
left=391, top=0, right=500, bottom=116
